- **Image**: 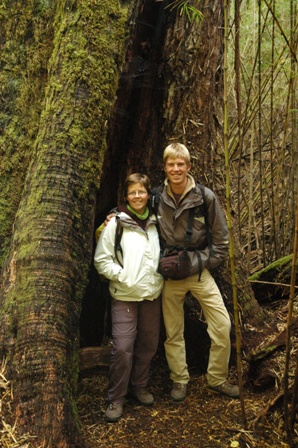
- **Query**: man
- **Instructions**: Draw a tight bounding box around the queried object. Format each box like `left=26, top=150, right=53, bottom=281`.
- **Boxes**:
left=156, top=142, right=239, bottom=401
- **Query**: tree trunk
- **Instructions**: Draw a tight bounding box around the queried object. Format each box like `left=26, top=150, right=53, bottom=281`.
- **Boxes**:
left=92, top=0, right=265, bottom=350
left=0, top=1, right=128, bottom=446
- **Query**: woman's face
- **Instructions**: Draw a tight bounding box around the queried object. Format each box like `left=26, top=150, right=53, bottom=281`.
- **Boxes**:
left=126, top=182, right=150, bottom=215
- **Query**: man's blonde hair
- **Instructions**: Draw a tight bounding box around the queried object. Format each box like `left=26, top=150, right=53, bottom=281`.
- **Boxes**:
left=163, top=143, right=191, bottom=164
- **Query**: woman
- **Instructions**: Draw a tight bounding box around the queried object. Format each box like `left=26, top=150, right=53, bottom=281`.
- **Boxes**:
left=94, top=173, right=163, bottom=423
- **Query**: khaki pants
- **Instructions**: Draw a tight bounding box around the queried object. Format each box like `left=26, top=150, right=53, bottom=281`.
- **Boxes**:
left=162, top=269, right=231, bottom=387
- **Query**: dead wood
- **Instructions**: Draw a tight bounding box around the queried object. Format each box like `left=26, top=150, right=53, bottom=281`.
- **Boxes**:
left=253, top=367, right=278, bottom=389
left=250, top=391, right=284, bottom=429
left=245, top=317, right=298, bottom=363
left=79, top=346, right=111, bottom=371
left=249, top=255, right=297, bottom=303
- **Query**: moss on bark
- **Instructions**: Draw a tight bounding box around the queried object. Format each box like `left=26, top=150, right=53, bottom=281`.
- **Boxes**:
left=0, top=1, right=129, bottom=446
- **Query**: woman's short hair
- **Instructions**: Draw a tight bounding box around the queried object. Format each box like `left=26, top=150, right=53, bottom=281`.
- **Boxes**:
left=125, top=173, right=151, bottom=196
left=163, top=143, right=191, bottom=164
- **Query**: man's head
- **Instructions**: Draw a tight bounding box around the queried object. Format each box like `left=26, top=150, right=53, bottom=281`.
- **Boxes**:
left=163, top=143, right=191, bottom=165
left=163, top=143, right=191, bottom=193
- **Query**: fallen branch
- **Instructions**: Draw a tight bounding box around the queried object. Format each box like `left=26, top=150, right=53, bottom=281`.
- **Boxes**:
left=79, top=345, right=111, bottom=371
left=250, top=390, right=284, bottom=428
left=249, top=279, right=298, bottom=289
left=245, top=317, right=298, bottom=363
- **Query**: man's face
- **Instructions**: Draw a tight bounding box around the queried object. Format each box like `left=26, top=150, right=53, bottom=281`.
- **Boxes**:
left=164, top=157, right=191, bottom=189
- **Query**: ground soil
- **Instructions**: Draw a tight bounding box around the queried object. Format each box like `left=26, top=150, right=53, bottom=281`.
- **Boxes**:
left=78, top=354, right=295, bottom=448
left=1, top=301, right=297, bottom=448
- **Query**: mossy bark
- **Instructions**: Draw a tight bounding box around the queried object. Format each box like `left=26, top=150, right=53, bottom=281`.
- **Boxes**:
left=0, top=0, right=56, bottom=267
left=0, top=1, right=128, bottom=446
left=249, top=254, right=297, bottom=303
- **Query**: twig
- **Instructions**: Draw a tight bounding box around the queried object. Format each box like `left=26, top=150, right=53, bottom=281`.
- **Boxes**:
left=250, top=390, right=284, bottom=428
left=249, top=279, right=298, bottom=289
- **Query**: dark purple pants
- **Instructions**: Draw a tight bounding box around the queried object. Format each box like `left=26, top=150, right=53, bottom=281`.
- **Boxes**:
left=107, top=296, right=161, bottom=404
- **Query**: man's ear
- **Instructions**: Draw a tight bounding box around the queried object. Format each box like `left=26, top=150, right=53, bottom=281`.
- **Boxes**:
left=187, top=163, right=191, bottom=172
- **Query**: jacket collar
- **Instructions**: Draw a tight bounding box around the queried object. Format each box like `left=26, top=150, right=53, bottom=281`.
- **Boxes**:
left=164, top=174, right=196, bottom=202
left=117, top=210, right=157, bottom=231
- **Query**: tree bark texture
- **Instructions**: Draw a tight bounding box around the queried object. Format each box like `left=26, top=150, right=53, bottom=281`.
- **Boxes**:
left=0, top=1, right=55, bottom=268
left=89, top=0, right=265, bottom=347
left=0, top=1, right=128, bottom=446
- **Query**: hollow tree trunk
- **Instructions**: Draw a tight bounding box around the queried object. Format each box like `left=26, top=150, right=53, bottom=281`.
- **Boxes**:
left=0, top=1, right=128, bottom=446
left=92, top=0, right=265, bottom=354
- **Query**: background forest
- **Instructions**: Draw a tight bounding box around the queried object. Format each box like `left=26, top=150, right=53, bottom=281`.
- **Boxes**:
left=227, top=0, right=297, bottom=274
left=0, top=0, right=297, bottom=447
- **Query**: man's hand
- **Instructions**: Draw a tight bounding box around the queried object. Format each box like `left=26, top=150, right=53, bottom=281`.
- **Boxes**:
left=105, top=213, right=115, bottom=226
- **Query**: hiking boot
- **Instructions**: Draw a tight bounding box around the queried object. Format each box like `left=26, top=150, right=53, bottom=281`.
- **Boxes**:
left=208, top=380, right=239, bottom=398
left=132, top=388, right=154, bottom=405
left=171, top=383, right=187, bottom=401
left=105, top=402, right=123, bottom=422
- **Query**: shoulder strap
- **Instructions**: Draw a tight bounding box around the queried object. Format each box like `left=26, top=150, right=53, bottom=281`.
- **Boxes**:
left=197, top=183, right=208, bottom=218
left=114, top=214, right=124, bottom=267
left=184, top=183, right=206, bottom=248
left=185, top=208, right=195, bottom=247
left=150, top=186, right=161, bottom=214
left=197, top=183, right=214, bottom=256
left=150, top=186, right=166, bottom=251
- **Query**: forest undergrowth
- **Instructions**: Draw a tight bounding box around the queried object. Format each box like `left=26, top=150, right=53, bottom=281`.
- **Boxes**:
left=1, top=297, right=298, bottom=448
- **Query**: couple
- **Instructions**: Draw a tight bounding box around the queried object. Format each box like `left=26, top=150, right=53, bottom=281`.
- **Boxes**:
left=94, top=143, right=239, bottom=423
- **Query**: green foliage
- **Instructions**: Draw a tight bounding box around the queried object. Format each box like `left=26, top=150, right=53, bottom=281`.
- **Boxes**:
left=227, top=0, right=296, bottom=271
left=167, top=0, right=203, bottom=24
